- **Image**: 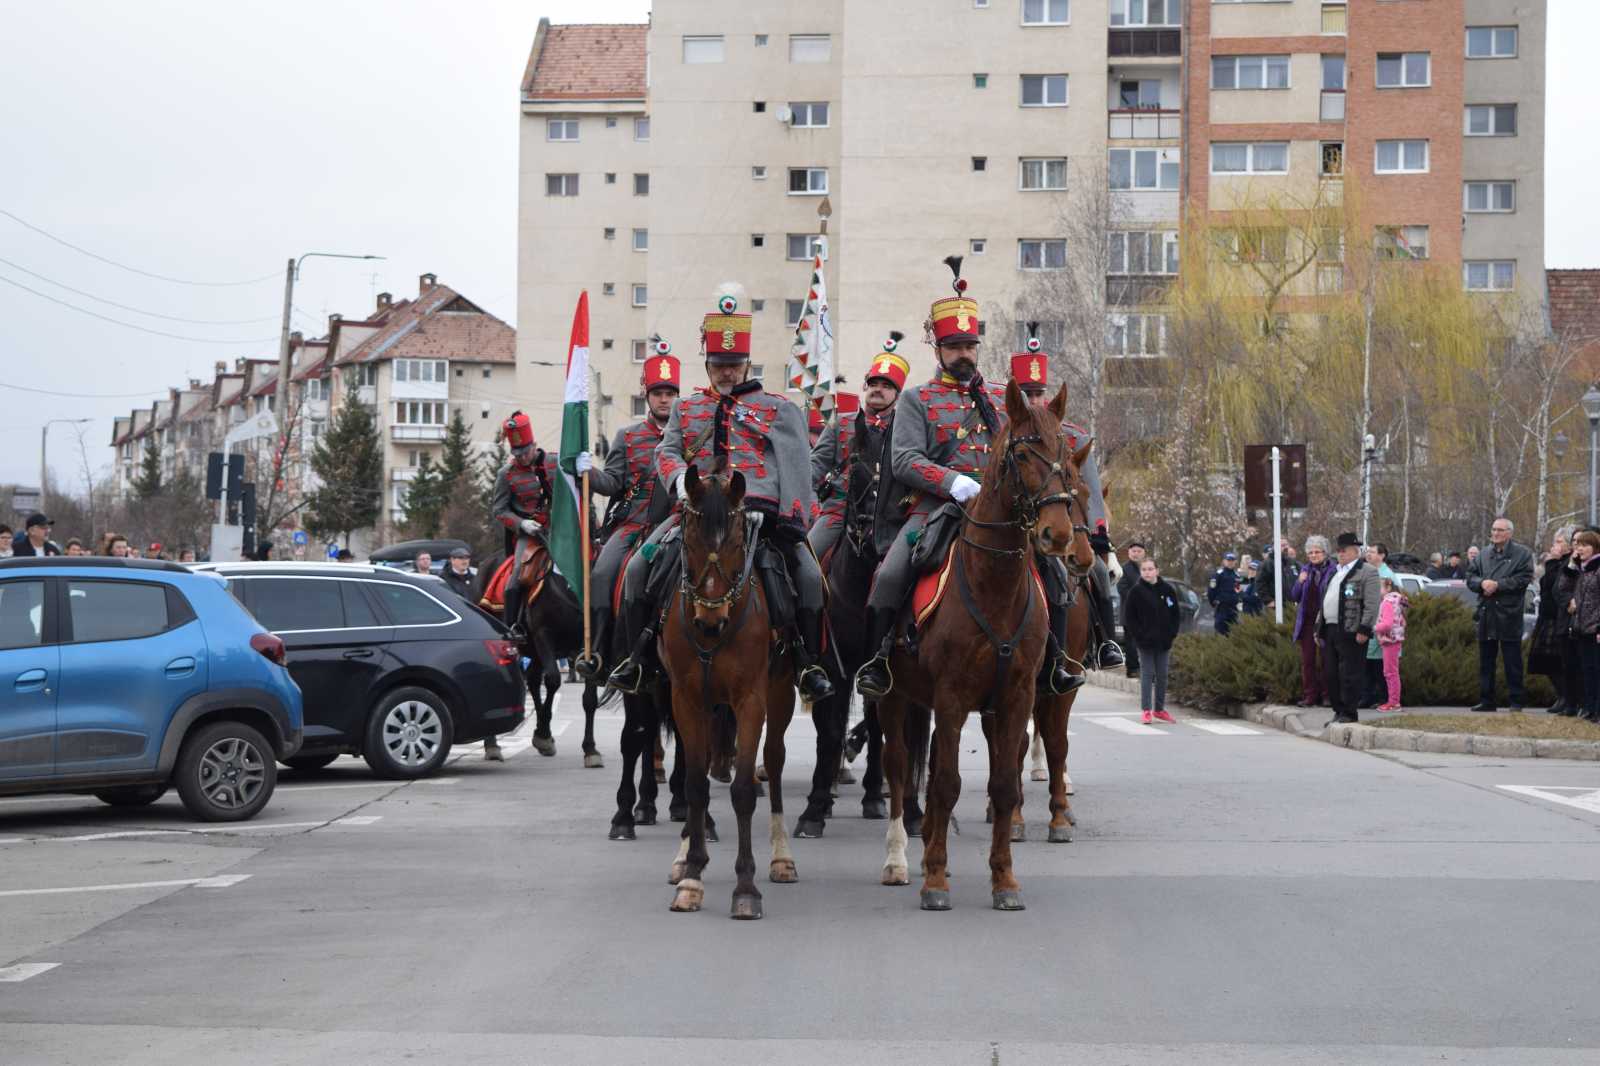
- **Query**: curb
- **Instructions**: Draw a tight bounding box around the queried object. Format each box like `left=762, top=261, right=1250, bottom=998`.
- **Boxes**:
left=1082, top=672, right=1600, bottom=760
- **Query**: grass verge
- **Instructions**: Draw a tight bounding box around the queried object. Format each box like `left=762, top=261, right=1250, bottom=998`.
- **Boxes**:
left=1369, top=714, right=1600, bottom=741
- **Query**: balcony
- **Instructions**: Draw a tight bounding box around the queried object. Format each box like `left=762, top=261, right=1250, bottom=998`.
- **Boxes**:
left=356, top=385, right=376, bottom=406
left=1108, top=28, right=1181, bottom=59
left=392, top=467, right=419, bottom=482
left=390, top=424, right=447, bottom=443
left=1108, top=108, right=1181, bottom=140
left=1107, top=276, right=1176, bottom=306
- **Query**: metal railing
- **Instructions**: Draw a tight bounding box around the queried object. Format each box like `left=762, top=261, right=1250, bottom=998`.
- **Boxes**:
left=1108, top=109, right=1182, bottom=139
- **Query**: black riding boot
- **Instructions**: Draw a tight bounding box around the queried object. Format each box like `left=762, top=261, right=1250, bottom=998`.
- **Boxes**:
left=501, top=580, right=522, bottom=639
left=1088, top=573, right=1124, bottom=669
left=854, top=607, right=899, bottom=699
left=1038, top=629, right=1085, bottom=695
left=608, top=599, right=657, bottom=694
left=575, top=607, right=611, bottom=682
left=792, top=608, right=836, bottom=704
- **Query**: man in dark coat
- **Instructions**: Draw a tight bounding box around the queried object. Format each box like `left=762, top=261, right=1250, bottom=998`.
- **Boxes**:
left=1207, top=551, right=1242, bottom=635
left=1467, top=517, right=1535, bottom=712
left=11, top=514, right=61, bottom=557
left=1322, top=532, right=1382, bottom=724
left=1117, top=541, right=1147, bottom=678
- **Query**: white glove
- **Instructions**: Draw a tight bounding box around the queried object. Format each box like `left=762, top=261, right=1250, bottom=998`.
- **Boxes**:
left=747, top=510, right=764, bottom=533
left=575, top=451, right=593, bottom=474
left=518, top=518, right=541, bottom=536
left=950, top=475, right=981, bottom=504
left=675, top=474, right=689, bottom=502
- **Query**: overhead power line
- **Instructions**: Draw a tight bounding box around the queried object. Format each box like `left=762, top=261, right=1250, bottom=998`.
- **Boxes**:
left=0, top=381, right=170, bottom=400
left=0, top=207, right=281, bottom=287
left=0, top=256, right=282, bottom=325
left=0, top=274, right=279, bottom=345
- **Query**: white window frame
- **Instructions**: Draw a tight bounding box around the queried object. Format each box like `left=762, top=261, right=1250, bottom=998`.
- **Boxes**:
left=787, top=167, right=828, bottom=195
left=786, top=233, right=822, bottom=261
left=1463, top=260, right=1516, bottom=292
left=631, top=284, right=648, bottom=308
left=1019, top=157, right=1068, bottom=191
left=1374, top=139, right=1429, bottom=174
left=789, top=101, right=830, bottom=128
left=1376, top=52, right=1431, bottom=88
left=789, top=34, right=831, bottom=63
left=634, top=117, right=650, bottom=141
left=394, top=400, right=446, bottom=426
left=393, top=358, right=447, bottom=384
left=971, top=238, right=987, bottom=254
left=1466, top=26, right=1518, bottom=59
left=1463, top=181, right=1515, bottom=214
left=1020, top=74, right=1069, bottom=107
left=1464, top=104, right=1517, bottom=137
left=1110, top=0, right=1179, bottom=26
left=1018, top=239, right=1068, bottom=271
left=785, top=299, right=805, bottom=327
left=633, top=173, right=649, bottom=196
left=1021, top=0, right=1070, bottom=26
left=632, top=228, right=649, bottom=252
left=1106, top=312, right=1167, bottom=358
left=546, top=119, right=578, bottom=142
left=1108, top=231, right=1180, bottom=276
left=545, top=173, right=579, bottom=197
left=631, top=340, right=648, bottom=363
left=682, top=36, right=724, bottom=64
left=1211, top=54, right=1291, bottom=90
left=1208, top=142, right=1288, bottom=175
left=1109, top=147, right=1180, bottom=189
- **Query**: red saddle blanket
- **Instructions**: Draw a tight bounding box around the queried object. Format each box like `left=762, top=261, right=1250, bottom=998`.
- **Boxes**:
left=912, top=544, right=1047, bottom=628
left=479, top=546, right=549, bottom=614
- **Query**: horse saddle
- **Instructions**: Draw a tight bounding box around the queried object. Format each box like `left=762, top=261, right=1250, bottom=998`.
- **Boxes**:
left=911, top=543, right=1047, bottom=629
left=479, top=544, right=549, bottom=613
left=909, top=501, right=964, bottom=575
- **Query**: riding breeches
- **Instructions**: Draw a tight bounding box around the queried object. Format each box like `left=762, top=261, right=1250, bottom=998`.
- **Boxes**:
left=865, top=511, right=926, bottom=612
left=502, top=532, right=538, bottom=626
left=592, top=524, right=644, bottom=617
left=806, top=509, right=845, bottom=570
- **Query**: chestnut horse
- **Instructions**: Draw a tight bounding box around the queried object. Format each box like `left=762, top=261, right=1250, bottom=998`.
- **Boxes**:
left=875, top=380, right=1093, bottom=911
left=659, top=466, right=798, bottom=919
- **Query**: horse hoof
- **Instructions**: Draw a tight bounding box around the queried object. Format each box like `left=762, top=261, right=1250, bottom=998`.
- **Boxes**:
left=1048, top=825, right=1073, bottom=844
left=731, top=894, right=763, bottom=920
left=583, top=752, right=604, bottom=769
left=634, top=805, right=657, bottom=826
left=532, top=735, right=556, bottom=757
left=794, top=818, right=825, bottom=839
left=670, top=880, right=703, bottom=912
left=861, top=798, right=887, bottom=820
left=756, top=765, right=768, bottom=782
left=669, top=804, right=687, bottom=822
left=920, top=888, right=952, bottom=911
left=993, top=890, right=1026, bottom=912
left=1030, top=768, right=1048, bottom=782
left=836, top=766, right=855, bottom=785
left=668, top=860, right=687, bottom=885
left=608, top=823, right=636, bottom=841
left=882, top=865, right=910, bottom=886
left=769, top=859, right=798, bottom=884
left=1010, top=822, right=1026, bottom=843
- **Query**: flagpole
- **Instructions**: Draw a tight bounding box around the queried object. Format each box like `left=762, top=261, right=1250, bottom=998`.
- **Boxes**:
left=581, top=469, right=592, bottom=664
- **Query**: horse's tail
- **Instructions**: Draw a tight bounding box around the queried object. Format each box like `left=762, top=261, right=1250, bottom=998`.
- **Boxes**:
left=905, top=702, right=932, bottom=799
left=712, top=702, right=738, bottom=769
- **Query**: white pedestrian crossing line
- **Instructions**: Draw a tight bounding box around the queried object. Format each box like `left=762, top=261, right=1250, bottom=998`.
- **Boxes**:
left=0, top=873, right=251, bottom=899
left=1498, top=785, right=1600, bottom=815
left=3, top=816, right=383, bottom=846
left=1092, top=717, right=1167, bottom=736
left=1184, top=720, right=1264, bottom=736
left=0, top=963, right=59, bottom=983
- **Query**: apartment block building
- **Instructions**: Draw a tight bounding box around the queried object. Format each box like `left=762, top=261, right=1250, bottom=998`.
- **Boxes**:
left=517, top=1, right=1546, bottom=447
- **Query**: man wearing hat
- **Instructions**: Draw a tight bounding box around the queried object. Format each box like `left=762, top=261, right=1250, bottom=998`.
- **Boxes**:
left=1013, top=325, right=1123, bottom=672
left=490, top=410, right=561, bottom=634
left=574, top=337, right=682, bottom=681
left=11, top=514, right=61, bottom=558
left=609, top=289, right=833, bottom=704
left=810, top=338, right=911, bottom=567
left=441, top=546, right=476, bottom=601
left=856, top=257, right=1075, bottom=697
left=1321, top=531, right=1382, bottom=724
left=1208, top=551, right=1242, bottom=635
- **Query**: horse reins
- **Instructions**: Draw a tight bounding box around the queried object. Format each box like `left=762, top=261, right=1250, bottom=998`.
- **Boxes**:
left=675, top=504, right=763, bottom=701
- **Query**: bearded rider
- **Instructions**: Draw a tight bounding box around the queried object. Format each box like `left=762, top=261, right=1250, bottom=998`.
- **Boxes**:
left=490, top=411, right=561, bottom=636
left=607, top=290, right=835, bottom=705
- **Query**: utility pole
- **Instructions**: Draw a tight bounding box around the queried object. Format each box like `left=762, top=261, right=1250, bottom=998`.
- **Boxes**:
left=41, top=418, right=91, bottom=513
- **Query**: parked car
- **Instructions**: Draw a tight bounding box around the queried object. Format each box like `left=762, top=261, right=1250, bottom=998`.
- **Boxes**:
left=195, top=562, right=524, bottom=778
left=367, top=539, right=472, bottom=577
left=0, top=557, right=303, bottom=821
left=1110, top=575, right=1203, bottom=642
left=1417, top=578, right=1537, bottom=638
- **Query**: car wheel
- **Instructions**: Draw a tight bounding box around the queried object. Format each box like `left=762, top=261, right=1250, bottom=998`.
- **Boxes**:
left=362, top=686, right=454, bottom=780
left=282, top=753, right=340, bottom=772
left=173, top=721, right=276, bottom=822
left=94, top=785, right=169, bottom=807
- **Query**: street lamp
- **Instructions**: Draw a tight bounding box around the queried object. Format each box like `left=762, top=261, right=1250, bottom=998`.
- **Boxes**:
left=272, top=252, right=385, bottom=440
left=1583, top=385, right=1600, bottom=525
left=1554, top=430, right=1570, bottom=461
left=40, top=418, right=92, bottom=513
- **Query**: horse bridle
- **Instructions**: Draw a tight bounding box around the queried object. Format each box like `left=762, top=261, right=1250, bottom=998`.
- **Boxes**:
left=961, top=428, right=1092, bottom=575
left=678, top=500, right=752, bottom=612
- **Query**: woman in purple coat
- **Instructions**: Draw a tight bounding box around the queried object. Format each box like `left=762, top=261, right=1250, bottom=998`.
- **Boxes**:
left=1286, top=534, right=1335, bottom=706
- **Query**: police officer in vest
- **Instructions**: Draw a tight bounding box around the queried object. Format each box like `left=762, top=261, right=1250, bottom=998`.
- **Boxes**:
left=608, top=289, right=835, bottom=704
left=574, top=338, right=681, bottom=681
left=1208, top=551, right=1242, bottom=636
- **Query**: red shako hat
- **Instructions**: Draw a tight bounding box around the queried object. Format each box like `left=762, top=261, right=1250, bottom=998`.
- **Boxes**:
left=865, top=332, right=911, bottom=391
left=1011, top=322, right=1049, bottom=391
left=701, top=289, right=752, bottom=365
left=929, top=256, right=980, bottom=346
left=503, top=410, right=535, bottom=449
left=640, top=335, right=681, bottom=393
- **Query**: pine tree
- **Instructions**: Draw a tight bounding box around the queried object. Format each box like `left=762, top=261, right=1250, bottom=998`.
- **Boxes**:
left=401, top=453, right=446, bottom=538
left=132, top=438, right=162, bottom=500
left=477, top=439, right=508, bottom=515
left=439, top=411, right=474, bottom=485
left=305, top=388, right=382, bottom=545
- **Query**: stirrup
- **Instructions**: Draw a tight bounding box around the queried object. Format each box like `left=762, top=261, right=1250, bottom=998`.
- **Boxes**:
left=574, top=653, right=603, bottom=683
left=608, top=657, right=646, bottom=695
left=855, top=655, right=893, bottom=699
left=797, top=663, right=835, bottom=703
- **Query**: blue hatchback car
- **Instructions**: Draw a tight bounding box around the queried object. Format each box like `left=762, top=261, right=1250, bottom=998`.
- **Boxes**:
left=0, top=558, right=303, bottom=821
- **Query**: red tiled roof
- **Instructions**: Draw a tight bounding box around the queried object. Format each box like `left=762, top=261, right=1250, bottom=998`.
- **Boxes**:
left=1548, top=270, right=1600, bottom=344
left=340, top=284, right=515, bottom=367
left=523, top=23, right=648, bottom=100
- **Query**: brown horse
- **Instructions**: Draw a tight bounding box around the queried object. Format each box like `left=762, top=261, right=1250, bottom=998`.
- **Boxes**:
left=659, top=465, right=798, bottom=919
left=876, top=380, right=1093, bottom=911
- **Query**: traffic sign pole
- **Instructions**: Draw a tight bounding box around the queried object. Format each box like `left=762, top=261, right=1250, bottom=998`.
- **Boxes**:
left=1271, top=446, right=1284, bottom=626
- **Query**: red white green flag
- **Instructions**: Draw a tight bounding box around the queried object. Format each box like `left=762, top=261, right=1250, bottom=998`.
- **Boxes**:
left=550, top=291, right=589, bottom=607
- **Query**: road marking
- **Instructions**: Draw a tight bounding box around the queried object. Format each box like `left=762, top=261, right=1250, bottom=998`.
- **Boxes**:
left=1090, top=717, right=1166, bottom=736
left=1185, top=720, right=1263, bottom=736
left=1498, top=785, right=1600, bottom=815
left=330, top=816, right=381, bottom=826
left=0, top=874, right=251, bottom=899
left=37, top=816, right=382, bottom=843
left=0, top=963, right=59, bottom=982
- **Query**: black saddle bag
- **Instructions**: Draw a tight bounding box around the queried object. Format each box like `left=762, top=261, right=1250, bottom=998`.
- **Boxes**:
left=643, top=526, right=682, bottom=609
left=909, top=502, right=963, bottom=575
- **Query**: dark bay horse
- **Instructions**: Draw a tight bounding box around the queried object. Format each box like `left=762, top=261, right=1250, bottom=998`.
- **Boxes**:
left=875, top=380, right=1093, bottom=911
left=660, top=466, right=797, bottom=919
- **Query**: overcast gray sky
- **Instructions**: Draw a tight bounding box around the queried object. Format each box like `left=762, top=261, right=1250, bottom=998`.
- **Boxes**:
left=0, top=0, right=1592, bottom=491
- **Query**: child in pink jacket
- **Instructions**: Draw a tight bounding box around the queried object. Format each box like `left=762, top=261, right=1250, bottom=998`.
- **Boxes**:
left=1374, top=571, right=1409, bottom=711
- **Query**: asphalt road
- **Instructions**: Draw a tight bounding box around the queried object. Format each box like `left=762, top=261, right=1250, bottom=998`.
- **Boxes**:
left=4, top=683, right=1600, bottom=1065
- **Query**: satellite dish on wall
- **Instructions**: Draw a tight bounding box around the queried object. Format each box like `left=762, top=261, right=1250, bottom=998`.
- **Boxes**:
left=776, top=105, right=794, bottom=124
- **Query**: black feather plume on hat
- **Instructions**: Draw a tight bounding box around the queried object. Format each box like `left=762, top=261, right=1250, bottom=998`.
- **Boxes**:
left=943, top=256, right=964, bottom=292
left=889, top=330, right=905, bottom=343
left=1026, top=321, right=1039, bottom=338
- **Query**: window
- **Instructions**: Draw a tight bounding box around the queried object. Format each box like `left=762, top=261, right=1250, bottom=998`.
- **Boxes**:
left=1109, top=148, right=1180, bottom=189
left=1321, top=55, right=1346, bottom=119
left=631, top=228, right=648, bottom=252
left=1222, top=228, right=1288, bottom=264
left=1321, top=141, right=1344, bottom=177
left=750, top=364, right=766, bottom=380
left=633, top=173, right=649, bottom=195
left=604, top=173, right=617, bottom=185
left=1108, top=231, right=1179, bottom=275
left=752, top=233, right=766, bottom=248
left=1019, top=157, right=1067, bottom=190
left=304, top=377, right=326, bottom=402
left=342, top=582, right=380, bottom=628
left=973, top=73, right=989, bottom=89
left=1321, top=4, right=1347, bottom=34
left=545, top=173, right=579, bottom=197
left=631, top=284, right=647, bottom=307
left=1118, top=80, right=1162, bottom=108
left=1106, top=313, right=1166, bottom=356
left=755, top=34, right=768, bottom=46
left=754, top=100, right=767, bottom=113
left=1022, top=0, right=1069, bottom=25
left=358, top=364, right=379, bottom=387
left=599, top=340, right=612, bottom=351
left=393, top=359, right=446, bottom=383
left=247, top=578, right=344, bottom=632
left=1375, top=139, right=1428, bottom=174
left=604, top=227, right=616, bottom=240
left=631, top=340, right=648, bottom=363
left=62, top=581, right=179, bottom=644
left=632, top=396, right=647, bottom=417
left=751, top=299, right=765, bottom=311
left=971, top=239, right=987, bottom=254
left=395, top=401, right=446, bottom=425
left=752, top=166, right=767, bottom=180
left=1013, top=321, right=1066, bottom=353
left=786, top=233, right=821, bottom=260
left=788, top=167, right=828, bottom=194
left=1376, top=52, right=1430, bottom=88
left=1210, top=142, right=1287, bottom=174
left=683, top=36, right=724, bottom=63
left=602, top=282, right=616, bottom=296
left=634, top=117, right=650, bottom=141
left=1464, top=261, right=1516, bottom=292
left=1020, top=74, right=1069, bottom=106
left=1464, top=181, right=1515, bottom=213
left=789, top=34, right=831, bottom=62
left=972, top=156, right=987, bottom=172
left=1211, top=55, right=1290, bottom=90
left=1465, top=104, right=1517, bottom=136
left=1110, top=0, right=1178, bottom=26
left=1376, top=225, right=1429, bottom=260
left=790, top=101, right=830, bottom=127
left=546, top=119, right=578, bottom=141
left=0, top=580, right=44, bottom=649
left=785, top=299, right=805, bottom=326
left=1467, top=26, right=1517, bottom=58
left=1019, top=239, right=1068, bottom=270
left=369, top=583, right=455, bottom=626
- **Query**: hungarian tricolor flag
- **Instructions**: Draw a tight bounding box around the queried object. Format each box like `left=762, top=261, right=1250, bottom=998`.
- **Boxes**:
left=550, top=291, right=589, bottom=608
